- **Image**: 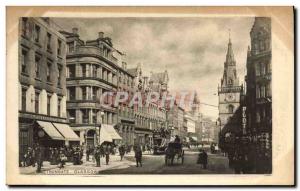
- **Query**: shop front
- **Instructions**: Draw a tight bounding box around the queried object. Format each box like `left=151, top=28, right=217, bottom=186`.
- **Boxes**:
left=18, top=112, right=80, bottom=164
left=134, top=127, right=153, bottom=146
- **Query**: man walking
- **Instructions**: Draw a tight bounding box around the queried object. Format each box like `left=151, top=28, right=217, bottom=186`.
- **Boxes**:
left=118, top=144, right=125, bottom=161
left=35, top=143, right=44, bottom=173
left=86, top=145, right=90, bottom=162
left=94, top=145, right=101, bottom=167
left=134, top=143, right=143, bottom=167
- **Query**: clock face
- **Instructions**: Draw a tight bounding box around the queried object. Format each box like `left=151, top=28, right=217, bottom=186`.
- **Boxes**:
left=226, top=93, right=235, bottom=101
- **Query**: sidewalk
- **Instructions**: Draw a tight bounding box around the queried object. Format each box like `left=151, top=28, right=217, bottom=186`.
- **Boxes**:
left=19, top=153, right=136, bottom=175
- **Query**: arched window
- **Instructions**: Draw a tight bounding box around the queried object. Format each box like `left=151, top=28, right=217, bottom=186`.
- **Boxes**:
left=228, top=105, right=234, bottom=113
left=228, top=78, right=233, bottom=86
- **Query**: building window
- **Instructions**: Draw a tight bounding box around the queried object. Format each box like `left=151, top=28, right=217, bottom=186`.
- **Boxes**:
left=228, top=78, right=233, bottom=86
left=68, top=87, right=76, bottom=100
left=46, top=33, right=52, bottom=51
left=256, top=110, right=261, bottom=123
left=46, top=61, right=52, bottom=82
left=82, top=86, right=87, bottom=100
left=261, top=85, right=265, bottom=98
left=35, top=54, right=40, bottom=78
left=57, top=98, right=61, bottom=117
left=92, top=87, right=97, bottom=101
left=47, top=95, right=51, bottom=115
left=228, top=105, right=234, bottom=113
left=266, top=83, right=271, bottom=97
left=34, top=25, right=40, bottom=43
left=68, top=42, right=74, bottom=53
left=57, top=65, right=62, bottom=87
left=82, top=109, right=89, bottom=124
left=21, top=88, right=26, bottom=111
left=92, top=65, right=97, bottom=77
left=21, top=49, right=28, bottom=74
left=261, top=63, right=266, bottom=75
left=68, top=65, right=75, bottom=78
left=21, top=18, right=28, bottom=37
left=82, top=64, right=86, bottom=77
left=57, top=39, right=62, bottom=56
left=35, top=92, right=39, bottom=113
left=256, top=63, right=261, bottom=76
left=256, top=85, right=261, bottom=98
left=68, top=109, right=76, bottom=123
left=92, top=109, right=97, bottom=123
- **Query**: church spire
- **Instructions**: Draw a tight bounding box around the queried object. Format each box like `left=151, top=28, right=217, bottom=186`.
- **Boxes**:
left=225, top=30, right=236, bottom=66
left=221, top=31, right=239, bottom=87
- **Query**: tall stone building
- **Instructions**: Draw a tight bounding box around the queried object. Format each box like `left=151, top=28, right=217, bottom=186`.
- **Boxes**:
left=218, top=35, right=243, bottom=146
left=117, top=60, right=136, bottom=146
left=61, top=29, right=123, bottom=146
left=127, top=65, right=168, bottom=145
left=19, top=18, right=79, bottom=161
left=245, top=17, right=272, bottom=173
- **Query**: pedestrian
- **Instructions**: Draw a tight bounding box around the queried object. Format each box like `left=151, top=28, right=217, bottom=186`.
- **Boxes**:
left=202, top=150, right=208, bottom=169
left=104, top=144, right=111, bottom=165
left=119, top=144, right=125, bottom=161
left=86, top=145, right=90, bottom=162
left=58, top=149, right=67, bottom=169
left=197, top=149, right=208, bottom=169
left=94, top=145, right=101, bottom=167
left=35, top=143, right=44, bottom=173
left=134, top=143, right=143, bottom=167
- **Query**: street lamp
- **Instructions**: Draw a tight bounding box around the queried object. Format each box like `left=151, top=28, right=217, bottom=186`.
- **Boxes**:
left=98, top=111, right=105, bottom=145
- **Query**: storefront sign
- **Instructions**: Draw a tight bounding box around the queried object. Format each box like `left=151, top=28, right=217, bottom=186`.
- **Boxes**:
left=19, top=112, right=67, bottom=123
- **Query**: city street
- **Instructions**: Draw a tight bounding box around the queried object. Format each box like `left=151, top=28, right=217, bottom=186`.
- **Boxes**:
left=101, top=150, right=234, bottom=174
left=20, top=148, right=234, bottom=175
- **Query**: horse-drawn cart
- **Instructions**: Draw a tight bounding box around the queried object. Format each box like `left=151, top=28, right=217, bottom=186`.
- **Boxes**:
left=165, top=142, right=184, bottom=166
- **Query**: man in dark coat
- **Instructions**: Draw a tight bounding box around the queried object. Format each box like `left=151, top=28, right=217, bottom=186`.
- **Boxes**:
left=134, top=144, right=143, bottom=167
left=118, top=144, right=125, bottom=161
left=197, top=149, right=208, bottom=169
left=86, top=145, right=90, bottom=162
left=94, top=145, right=101, bottom=167
left=105, top=144, right=111, bottom=165
left=35, top=143, right=44, bottom=173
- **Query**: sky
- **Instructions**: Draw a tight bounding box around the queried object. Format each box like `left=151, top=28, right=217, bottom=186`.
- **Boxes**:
left=54, top=17, right=254, bottom=119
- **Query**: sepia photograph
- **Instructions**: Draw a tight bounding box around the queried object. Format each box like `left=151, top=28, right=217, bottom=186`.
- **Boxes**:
left=6, top=6, right=294, bottom=185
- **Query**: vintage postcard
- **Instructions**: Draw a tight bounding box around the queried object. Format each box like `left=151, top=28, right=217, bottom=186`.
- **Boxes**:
left=6, top=6, right=294, bottom=185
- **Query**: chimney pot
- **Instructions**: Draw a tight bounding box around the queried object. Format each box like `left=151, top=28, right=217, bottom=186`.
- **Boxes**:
left=72, top=27, right=78, bottom=35
left=98, top=32, right=104, bottom=38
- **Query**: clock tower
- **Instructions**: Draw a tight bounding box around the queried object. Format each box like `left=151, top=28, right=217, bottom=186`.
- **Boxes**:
left=218, top=35, right=242, bottom=132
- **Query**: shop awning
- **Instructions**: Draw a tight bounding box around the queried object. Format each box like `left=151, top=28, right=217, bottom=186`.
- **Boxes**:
left=102, top=124, right=122, bottom=140
left=52, top=123, right=80, bottom=141
left=100, top=126, right=113, bottom=145
left=37, top=121, right=64, bottom=140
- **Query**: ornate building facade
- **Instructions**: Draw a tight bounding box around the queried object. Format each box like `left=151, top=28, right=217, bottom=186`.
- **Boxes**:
left=19, top=18, right=79, bottom=162
left=245, top=17, right=272, bottom=173
left=61, top=29, right=125, bottom=146
left=218, top=36, right=243, bottom=148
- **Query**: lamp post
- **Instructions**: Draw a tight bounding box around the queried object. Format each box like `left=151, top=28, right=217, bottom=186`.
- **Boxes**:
left=98, top=111, right=105, bottom=145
